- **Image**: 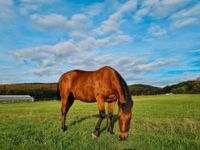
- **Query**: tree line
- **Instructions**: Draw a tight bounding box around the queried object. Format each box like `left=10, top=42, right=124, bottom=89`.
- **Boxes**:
left=0, top=83, right=57, bottom=100
left=0, top=80, right=199, bottom=100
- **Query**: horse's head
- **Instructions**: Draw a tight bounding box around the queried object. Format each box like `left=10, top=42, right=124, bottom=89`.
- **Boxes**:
left=118, top=100, right=133, bottom=140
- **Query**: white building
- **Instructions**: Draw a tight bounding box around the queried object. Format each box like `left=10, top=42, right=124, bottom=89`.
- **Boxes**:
left=0, top=95, right=34, bottom=102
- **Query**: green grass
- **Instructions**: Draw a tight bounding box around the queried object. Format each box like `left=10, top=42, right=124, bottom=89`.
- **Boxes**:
left=0, top=94, right=200, bottom=150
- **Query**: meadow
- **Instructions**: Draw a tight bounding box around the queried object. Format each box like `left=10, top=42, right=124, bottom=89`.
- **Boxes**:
left=0, top=94, right=200, bottom=150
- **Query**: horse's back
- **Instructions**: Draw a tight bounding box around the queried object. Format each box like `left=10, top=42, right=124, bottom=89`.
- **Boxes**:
left=59, top=66, right=116, bottom=85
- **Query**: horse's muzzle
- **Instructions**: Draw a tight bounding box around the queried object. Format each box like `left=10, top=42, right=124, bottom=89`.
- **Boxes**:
left=119, top=132, right=128, bottom=140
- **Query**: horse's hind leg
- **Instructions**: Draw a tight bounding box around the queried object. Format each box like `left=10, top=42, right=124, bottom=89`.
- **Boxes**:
left=61, top=93, right=68, bottom=131
left=92, top=98, right=105, bottom=138
left=107, top=101, right=116, bottom=134
left=61, top=92, right=74, bottom=131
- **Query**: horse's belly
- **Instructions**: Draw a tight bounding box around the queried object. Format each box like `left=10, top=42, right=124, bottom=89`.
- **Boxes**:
left=73, top=89, right=96, bottom=102
left=78, top=98, right=96, bottom=103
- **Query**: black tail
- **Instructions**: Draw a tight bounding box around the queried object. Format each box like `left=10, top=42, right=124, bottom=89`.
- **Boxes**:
left=57, top=82, right=61, bottom=101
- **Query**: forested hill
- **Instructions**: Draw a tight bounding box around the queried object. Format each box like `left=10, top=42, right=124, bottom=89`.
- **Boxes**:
left=128, top=80, right=200, bottom=95
left=128, top=84, right=162, bottom=95
left=0, top=83, right=57, bottom=100
left=162, top=80, right=200, bottom=94
left=0, top=80, right=199, bottom=100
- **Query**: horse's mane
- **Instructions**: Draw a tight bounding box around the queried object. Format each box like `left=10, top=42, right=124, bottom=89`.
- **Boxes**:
left=114, top=70, right=132, bottom=103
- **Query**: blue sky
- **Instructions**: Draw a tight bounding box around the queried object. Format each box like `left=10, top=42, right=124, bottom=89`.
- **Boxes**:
left=0, top=0, right=200, bottom=86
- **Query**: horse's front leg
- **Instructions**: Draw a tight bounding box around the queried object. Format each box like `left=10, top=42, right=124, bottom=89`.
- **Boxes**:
left=107, top=101, right=116, bottom=134
left=92, top=98, right=105, bottom=138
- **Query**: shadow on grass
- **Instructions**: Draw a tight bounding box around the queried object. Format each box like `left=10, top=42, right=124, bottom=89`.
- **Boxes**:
left=68, top=114, right=118, bottom=135
left=69, top=114, right=98, bottom=127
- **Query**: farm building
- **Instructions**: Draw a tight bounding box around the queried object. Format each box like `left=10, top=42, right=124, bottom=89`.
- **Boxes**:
left=0, top=95, right=34, bottom=102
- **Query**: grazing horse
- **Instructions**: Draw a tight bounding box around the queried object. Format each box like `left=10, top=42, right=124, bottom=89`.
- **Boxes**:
left=58, top=66, right=133, bottom=140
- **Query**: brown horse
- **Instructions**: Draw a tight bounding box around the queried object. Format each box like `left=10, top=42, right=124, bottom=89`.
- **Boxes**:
left=58, top=66, right=133, bottom=140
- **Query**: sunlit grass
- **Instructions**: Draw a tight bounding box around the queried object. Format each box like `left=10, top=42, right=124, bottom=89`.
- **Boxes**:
left=0, top=94, right=200, bottom=149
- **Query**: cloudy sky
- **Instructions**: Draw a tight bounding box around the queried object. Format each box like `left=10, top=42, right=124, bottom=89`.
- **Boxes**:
left=0, top=0, right=200, bottom=86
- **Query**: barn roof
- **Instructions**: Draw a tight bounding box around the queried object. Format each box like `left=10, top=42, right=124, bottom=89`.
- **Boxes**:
left=0, top=95, right=34, bottom=102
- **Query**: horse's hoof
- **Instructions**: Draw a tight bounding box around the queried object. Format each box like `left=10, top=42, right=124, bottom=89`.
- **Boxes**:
left=92, top=132, right=97, bottom=139
left=62, top=126, right=67, bottom=131
left=107, top=128, right=115, bottom=134
left=92, top=130, right=99, bottom=139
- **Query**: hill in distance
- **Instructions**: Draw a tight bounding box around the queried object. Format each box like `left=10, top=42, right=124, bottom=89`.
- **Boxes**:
left=128, top=84, right=162, bottom=95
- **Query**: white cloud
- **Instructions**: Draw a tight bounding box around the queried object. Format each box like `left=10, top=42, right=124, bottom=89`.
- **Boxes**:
left=67, top=14, right=91, bottom=31
left=171, top=3, right=200, bottom=19
left=170, top=3, right=200, bottom=29
left=30, top=13, right=91, bottom=38
left=119, top=0, right=137, bottom=13
left=112, top=34, right=132, bottom=42
left=150, top=0, right=190, bottom=18
left=192, top=49, right=200, bottom=53
left=11, top=40, right=76, bottom=60
left=19, top=0, right=59, bottom=15
left=32, top=56, right=55, bottom=67
left=27, top=67, right=52, bottom=76
left=83, top=2, right=105, bottom=17
left=11, top=45, right=48, bottom=58
left=10, top=31, right=132, bottom=79
left=30, top=13, right=90, bottom=30
left=26, top=66, right=61, bottom=76
left=133, top=7, right=150, bottom=23
left=95, top=0, right=137, bottom=35
left=30, top=13, right=68, bottom=29
left=95, top=34, right=132, bottom=47
left=94, top=13, right=122, bottom=35
left=0, top=0, right=14, bottom=19
left=148, top=25, right=167, bottom=37
left=133, top=0, right=159, bottom=23
left=172, top=17, right=198, bottom=29
left=19, top=4, right=40, bottom=15
left=11, top=32, right=131, bottom=60
left=20, top=0, right=59, bottom=4
left=10, top=33, right=132, bottom=77
left=133, top=0, right=190, bottom=23
left=135, top=59, right=175, bottom=73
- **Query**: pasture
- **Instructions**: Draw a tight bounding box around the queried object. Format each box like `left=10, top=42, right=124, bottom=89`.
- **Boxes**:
left=0, top=94, right=200, bottom=150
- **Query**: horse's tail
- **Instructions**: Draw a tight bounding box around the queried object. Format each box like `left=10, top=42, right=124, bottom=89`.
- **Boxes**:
left=57, top=82, right=61, bottom=101
left=113, top=70, right=132, bottom=104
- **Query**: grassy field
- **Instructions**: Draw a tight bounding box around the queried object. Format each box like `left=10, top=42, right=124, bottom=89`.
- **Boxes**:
left=0, top=94, right=200, bottom=150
